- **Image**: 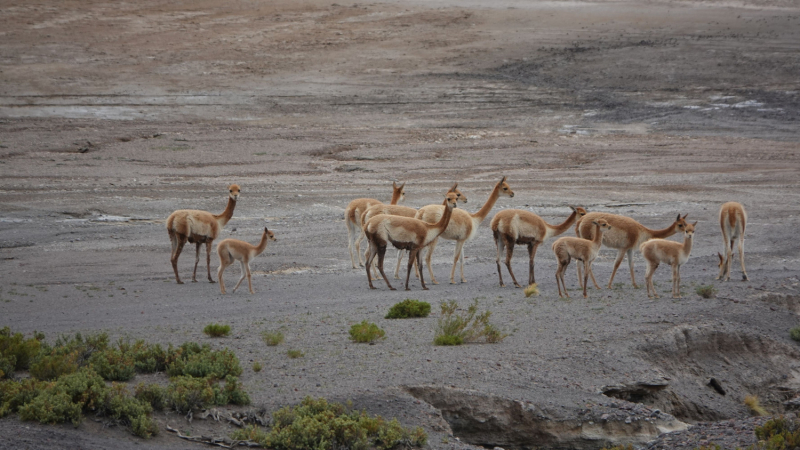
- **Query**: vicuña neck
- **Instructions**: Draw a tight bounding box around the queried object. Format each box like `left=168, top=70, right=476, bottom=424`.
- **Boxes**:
left=214, top=197, right=237, bottom=227
left=255, top=231, right=270, bottom=254
left=471, top=182, right=502, bottom=222
left=646, top=222, right=678, bottom=240
left=682, top=234, right=694, bottom=256
left=547, top=209, right=580, bottom=236
left=433, top=200, right=455, bottom=233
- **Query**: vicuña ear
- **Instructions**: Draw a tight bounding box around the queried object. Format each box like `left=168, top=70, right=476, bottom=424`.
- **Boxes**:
left=265, top=227, right=269, bottom=233
left=682, top=213, right=689, bottom=220
left=500, top=176, right=507, bottom=183
left=692, top=221, right=698, bottom=226
left=569, top=205, right=576, bottom=212
left=398, top=182, right=405, bottom=189
left=592, top=221, right=598, bottom=226
left=449, top=182, right=458, bottom=192
left=393, top=181, right=398, bottom=188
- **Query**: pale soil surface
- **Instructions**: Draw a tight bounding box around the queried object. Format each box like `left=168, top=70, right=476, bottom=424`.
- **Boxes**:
left=1, top=0, right=800, bottom=448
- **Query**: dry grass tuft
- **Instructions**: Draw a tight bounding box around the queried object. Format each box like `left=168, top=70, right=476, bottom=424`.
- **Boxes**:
left=524, top=283, right=539, bottom=297
left=744, top=395, right=768, bottom=416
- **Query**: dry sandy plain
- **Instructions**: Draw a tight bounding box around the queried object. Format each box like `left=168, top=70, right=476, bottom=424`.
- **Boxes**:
left=1, top=0, right=800, bottom=448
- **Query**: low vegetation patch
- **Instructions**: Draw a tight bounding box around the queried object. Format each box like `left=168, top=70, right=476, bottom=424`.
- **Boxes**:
left=524, top=283, right=539, bottom=298
left=385, top=299, right=431, bottom=319
left=287, top=349, right=304, bottom=359
left=230, top=396, right=427, bottom=450
left=433, top=299, right=507, bottom=346
left=262, top=330, right=284, bottom=346
left=348, top=321, right=386, bottom=343
left=0, top=328, right=249, bottom=438
left=203, top=323, right=231, bottom=337
left=252, top=361, right=262, bottom=372
left=744, top=395, right=768, bottom=416
left=790, top=327, right=800, bottom=342
left=695, top=284, right=718, bottom=299
left=754, top=416, right=800, bottom=449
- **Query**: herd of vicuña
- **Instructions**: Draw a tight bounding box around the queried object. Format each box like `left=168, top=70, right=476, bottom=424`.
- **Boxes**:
left=166, top=179, right=749, bottom=298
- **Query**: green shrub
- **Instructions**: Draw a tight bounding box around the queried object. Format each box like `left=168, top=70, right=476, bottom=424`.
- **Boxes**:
left=0, top=327, right=43, bottom=372
left=433, top=334, right=463, bottom=346
left=252, top=361, right=262, bottom=372
left=287, top=349, right=304, bottom=359
left=18, top=389, right=83, bottom=425
left=262, top=330, right=284, bottom=346
left=90, top=348, right=136, bottom=381
left=230, top=396, right=427, bottom=450
left=124, top=339, right=168, bottom=373
left=695, top=284, right=718, bottom=299
left=791, top=327, right=800, bottom=342
left=134, top=383, right=166, bottom=411
left=349, top=321, right=386, bottom=343
left=218, top=375, right=250, bottom=406
left=385, top=299, right=431, bottom=319
left=0, top=356, right=15, bottom=379
left=29, top=351, right=79, bottom=381
left=103, top=383, right=158, bottom=438
left=166, top=376, right=216, bottom=413
left=433, top=299, right=508, bottom=346
left=753, top=417, right=800, bottom=449
left=0, top=378, right=50, bottom=418
left=166, top=344, right=242, bottom=379
left=50, top=332, right=110, bottom=366
left=203, top=323, right=231, bottom=338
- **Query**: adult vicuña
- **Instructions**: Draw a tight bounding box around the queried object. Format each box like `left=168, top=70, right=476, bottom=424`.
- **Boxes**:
left=345, top=181, right=405, bottom=269
left=217, top=227, right=277, bottom=294
left=640, top=221, right=697, bottom=299
left=416, top=176, right=514, bottom=284
left=552, top=218, right=612, bottom=298
left=576, top=212, right=688, bottom=289
left=364, top=191, right=459, bottom=291
left=717, top=202, right=749, bottom=281
left=166, top=184, right=240, bottom=284
left=361, top=183, right=467, bottom=280
left=491, top=206, right=587, bottom=288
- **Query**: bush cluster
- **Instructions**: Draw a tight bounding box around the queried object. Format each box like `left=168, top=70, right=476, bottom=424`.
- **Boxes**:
left=0, top=329, right=249, bottom=438
left=385, top=299, right=431, bottom=319
left=203, top=323, right=231, bottom=338
left=349, top=321, right=386, bottom=343
left=433, top=299, right=507, bottom=346
left=790, top=327, right=800, bottom=342
left=230, top=396, right=427, bottom=450
left=695, top=284, right=718, bottom=299
left=754, top=416, right=800, bottom=449
left=262, top=330, right=284, bottom=346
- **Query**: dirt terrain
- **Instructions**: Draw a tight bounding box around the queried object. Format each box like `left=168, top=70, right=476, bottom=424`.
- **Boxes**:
left=1, top=0, right=800, bottom=448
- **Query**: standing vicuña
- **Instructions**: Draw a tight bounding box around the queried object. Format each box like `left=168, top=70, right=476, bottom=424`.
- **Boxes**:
left=552, top=219, right=611, bottom=298
left=345, top=181, right=405, bottom=269
left=415, top=176, right=514, bottom=284
left=717, top=202, right=749, bottom=281
left=491, top=206, right=587, bottom=288
left=361, top=183, right=467, bottom=280
left=364, top=191, right=459, bottom=291
left=217, top=227, right=277, bottom=294
left=166, top=184, right=240, bottom=284
left=640, top=221, right=697, bottom=299
left=576, top=212, right=688, bottom=289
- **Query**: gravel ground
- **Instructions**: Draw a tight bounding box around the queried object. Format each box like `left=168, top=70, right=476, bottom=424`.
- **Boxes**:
left=1, top=0, right=800, bottom=448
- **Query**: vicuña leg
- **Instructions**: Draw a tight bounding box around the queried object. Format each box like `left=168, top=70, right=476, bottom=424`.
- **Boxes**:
left=644, top=261, right=658, bottom=298
left=607, top=249, right=626, bottom=288
left=171, top=234, right=187, bottom=284
left=205, top=242, right=214, bottom=283
left=672, top=264, right=681, bottom=299
left=217, top=250, right=233, bottom=294
left=527, top=242, right=540, bottom=285
left=451, top=241, right=466, bottom=284
left=376, top=247, right=393, bottom=290
left=424, top=239, right=440, bottom=284
left=627, top=249, right=637, bottom=288
left=503, top=238, right=521, bottom=288
left=192, top=242, right=202, bottom=282
left=738, top=237, right=749, bottom=281
left=494, top=232, right=507, bottom=287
